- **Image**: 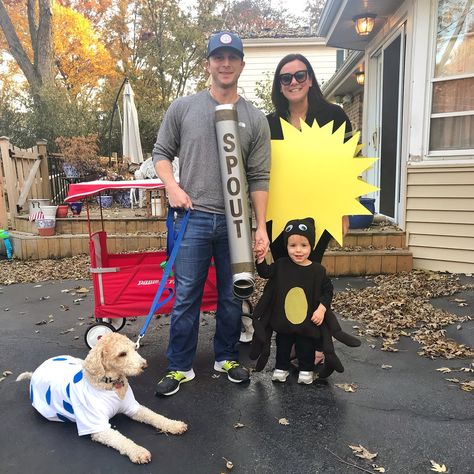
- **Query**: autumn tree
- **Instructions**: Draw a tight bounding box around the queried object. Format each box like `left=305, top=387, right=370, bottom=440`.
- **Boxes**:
left=221, top=0, right=298, bottom=36
left=0, top=0, right=54, bottom=98
left=305, top=0, right=326, bottom=31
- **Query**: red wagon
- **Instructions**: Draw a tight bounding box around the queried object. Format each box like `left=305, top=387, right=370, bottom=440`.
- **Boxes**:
left=65, top=180, right=221, bottom=347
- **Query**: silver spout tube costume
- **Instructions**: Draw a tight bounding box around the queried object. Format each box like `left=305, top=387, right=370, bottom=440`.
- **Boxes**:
left=215, top=104, right=255, bottom=299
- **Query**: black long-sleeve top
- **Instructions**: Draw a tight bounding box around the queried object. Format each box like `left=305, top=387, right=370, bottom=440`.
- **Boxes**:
left=255, top=257, right=333, bottom=339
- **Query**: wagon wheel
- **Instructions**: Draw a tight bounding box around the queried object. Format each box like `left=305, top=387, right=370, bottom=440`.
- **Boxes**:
left=100, top=317, right=126, bottom=332
left=84, top=322, right=116, bottom=349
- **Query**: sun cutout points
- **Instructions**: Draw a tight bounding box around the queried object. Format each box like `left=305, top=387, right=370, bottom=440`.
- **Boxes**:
left=267, top=118, right=379, bottom=246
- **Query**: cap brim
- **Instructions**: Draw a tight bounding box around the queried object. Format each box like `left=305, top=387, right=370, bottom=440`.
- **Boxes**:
left=207, top=46, right=244, bottom=59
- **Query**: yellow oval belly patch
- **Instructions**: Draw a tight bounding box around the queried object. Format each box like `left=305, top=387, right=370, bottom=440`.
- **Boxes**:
left=284, top=287, right=308, bottom=325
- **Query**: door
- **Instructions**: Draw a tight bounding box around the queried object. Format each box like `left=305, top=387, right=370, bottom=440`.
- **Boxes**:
left=367, top=25, right=406, bottom=221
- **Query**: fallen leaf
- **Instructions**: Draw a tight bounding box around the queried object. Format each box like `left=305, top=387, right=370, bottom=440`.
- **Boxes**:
left=233, top=422, right=245, bottom=429
left=33, top=284, right=42, bottom=288
left=60, top=328, right=75, bottom=335
left=372, top=464, right=386, bottom=472
left=76, top=287, right=89, bottom=294
left=381, top=364, right=392, bottom=369
left=436, top=367, right=452, bottom=373
left=348, top=444, right=378, bottom=460
left=222, top=457, right=233, bottom=470
left=278, top=418, right=290, bottom=425
left=335, top=383, right=357, bottom=393
left=59, top=304, right=69, bottom=311
left=430, top=460, right=448, bottom=472
left=445, top=378, right=459, bottom=383
left=0, top=377, right=5, bottom=382
left=2, top=370, right=12, bottom=377
left=35, top=320, right=47, bottom=325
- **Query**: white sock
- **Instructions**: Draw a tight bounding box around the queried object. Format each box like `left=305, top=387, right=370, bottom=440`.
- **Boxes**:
left=178, top=369, right=195, bottom=379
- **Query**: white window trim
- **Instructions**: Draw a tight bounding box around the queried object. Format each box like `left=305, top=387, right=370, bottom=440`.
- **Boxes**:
left=424, top=0, right=474, bottom=159
left=431, top=111, right=474, bottom=118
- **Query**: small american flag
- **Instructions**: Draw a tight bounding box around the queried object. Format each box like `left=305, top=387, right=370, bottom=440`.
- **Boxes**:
left=29, top=211, right=44, bottom=222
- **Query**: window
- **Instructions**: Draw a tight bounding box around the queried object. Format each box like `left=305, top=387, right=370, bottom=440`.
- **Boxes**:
left=429, top=0, right=474, bottom=151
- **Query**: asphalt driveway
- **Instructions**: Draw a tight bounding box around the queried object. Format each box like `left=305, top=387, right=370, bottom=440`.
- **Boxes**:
left=0, top=276, right=472, bottom=473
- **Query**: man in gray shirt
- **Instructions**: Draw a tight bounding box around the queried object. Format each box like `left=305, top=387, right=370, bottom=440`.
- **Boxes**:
left=153, top=31, right=271, bottom=396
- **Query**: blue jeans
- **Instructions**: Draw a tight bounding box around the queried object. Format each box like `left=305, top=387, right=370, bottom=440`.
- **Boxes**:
left=166, top=210, right=242, bottom=371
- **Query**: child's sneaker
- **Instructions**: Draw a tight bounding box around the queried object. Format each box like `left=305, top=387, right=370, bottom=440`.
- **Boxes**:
left=297, top=371, right=314, bottom=384
left=271, top=369, right=289, bottom=382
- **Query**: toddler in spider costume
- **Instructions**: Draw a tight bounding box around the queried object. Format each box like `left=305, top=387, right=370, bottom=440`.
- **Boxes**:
left=250, top=217, right=360, bottom=383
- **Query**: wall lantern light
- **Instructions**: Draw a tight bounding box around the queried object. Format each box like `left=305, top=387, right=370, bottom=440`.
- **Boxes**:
left=353, top=14, right=376, bottom=36
left=355, top=71, right=365, bottom=86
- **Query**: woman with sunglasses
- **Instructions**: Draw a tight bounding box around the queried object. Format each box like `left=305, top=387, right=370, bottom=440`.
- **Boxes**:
left=264, top=54, right=360, bottom=376
left=266, top=53, right=352, bottom=263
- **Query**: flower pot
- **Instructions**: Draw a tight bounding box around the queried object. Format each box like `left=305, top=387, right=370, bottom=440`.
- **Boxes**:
left=69, top=201, right=83, bottom=216
left=41, top=205, right=58, bottom=219
left=63, top=163, right=79, bottom=178
left=28, top=198, right=50, bottom=219
left=56, top=205, right=69, bottom=218
left=114, top=190, right=131, bottom=208
left=36, top=218, right=56, bottom=236
left=96, top=195, right=113, bottom=208
left=349, top=198, right=376, bottom=229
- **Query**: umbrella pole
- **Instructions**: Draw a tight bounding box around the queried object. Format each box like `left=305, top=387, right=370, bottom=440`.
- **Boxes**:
left=107, top=77, right=128, bottom=167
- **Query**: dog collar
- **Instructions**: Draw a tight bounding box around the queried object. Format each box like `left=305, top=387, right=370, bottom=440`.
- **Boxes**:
left=102, top=376, right=124, bottom=388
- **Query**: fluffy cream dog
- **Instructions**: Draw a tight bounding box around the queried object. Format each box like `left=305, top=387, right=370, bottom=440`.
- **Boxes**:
left=17, top=332, right=187, bottom=464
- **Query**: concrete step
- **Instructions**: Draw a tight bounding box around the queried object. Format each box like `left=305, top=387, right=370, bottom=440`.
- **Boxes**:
left=9, top=231, right=166, bottom=260
left=328, top=228, right=407, bottom=250
left=13, top=214, right=166, bottom=235
left=322, top=249, right=413, bottom=276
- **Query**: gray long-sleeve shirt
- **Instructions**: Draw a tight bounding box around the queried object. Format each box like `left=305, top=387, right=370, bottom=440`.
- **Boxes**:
left=152, top=89, right=270, bottom=214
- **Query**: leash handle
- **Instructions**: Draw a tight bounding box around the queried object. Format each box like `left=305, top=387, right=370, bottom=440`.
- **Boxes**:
left=136, top=209, right=190, bottom=343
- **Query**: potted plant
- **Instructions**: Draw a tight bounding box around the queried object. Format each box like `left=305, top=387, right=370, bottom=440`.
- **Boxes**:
left=349, top=197, right=376, bottom=229
left=56, top=204, right=69, bottom=218
left=55, top=135, right=103, bottom=180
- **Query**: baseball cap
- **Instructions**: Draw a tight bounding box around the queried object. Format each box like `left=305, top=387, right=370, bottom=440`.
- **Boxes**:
left=207, top=31, right=244, bottom=58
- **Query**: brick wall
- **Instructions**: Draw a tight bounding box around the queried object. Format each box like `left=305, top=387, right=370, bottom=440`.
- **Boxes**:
left=343, top=92, right=364, bottom=134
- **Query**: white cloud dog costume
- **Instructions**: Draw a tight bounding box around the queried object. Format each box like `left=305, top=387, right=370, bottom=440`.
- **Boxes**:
left=30, top=356, right=140, bottom=435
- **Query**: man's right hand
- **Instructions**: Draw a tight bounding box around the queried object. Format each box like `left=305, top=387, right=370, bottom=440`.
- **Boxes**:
left=167, top=183, right=193, bottom=209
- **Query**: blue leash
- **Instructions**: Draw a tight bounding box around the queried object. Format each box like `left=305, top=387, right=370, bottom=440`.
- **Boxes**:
left=135, top=208, right=190, bottom=348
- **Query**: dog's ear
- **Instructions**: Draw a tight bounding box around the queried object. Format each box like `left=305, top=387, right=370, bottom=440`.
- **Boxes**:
left=83, top=340, right=107, bottom=379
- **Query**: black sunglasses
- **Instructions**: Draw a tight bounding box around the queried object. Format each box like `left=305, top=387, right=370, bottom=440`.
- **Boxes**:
left=279, top=70, right=308, bottom=86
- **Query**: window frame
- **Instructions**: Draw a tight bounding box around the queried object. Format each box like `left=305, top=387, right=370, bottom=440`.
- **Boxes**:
left=426, top=0, right=474, bottom=158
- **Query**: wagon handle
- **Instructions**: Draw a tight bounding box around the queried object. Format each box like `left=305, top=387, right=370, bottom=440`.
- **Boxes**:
left=135, top=209, right=190, bottom=348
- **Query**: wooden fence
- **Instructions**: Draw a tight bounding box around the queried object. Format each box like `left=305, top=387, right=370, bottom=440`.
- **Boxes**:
left=0, top=137, right=51, bottom=228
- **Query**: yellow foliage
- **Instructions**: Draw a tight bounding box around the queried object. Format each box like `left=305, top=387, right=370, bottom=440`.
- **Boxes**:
left=53, top=2, right=118, bottom=96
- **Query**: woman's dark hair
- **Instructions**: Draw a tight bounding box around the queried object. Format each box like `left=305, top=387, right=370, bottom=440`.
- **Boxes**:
left=271, top=53, right=328, bottom=118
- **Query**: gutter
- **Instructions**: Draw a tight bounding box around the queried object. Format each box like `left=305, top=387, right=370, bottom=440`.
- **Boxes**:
left=321, top=50, right=364, bottom=98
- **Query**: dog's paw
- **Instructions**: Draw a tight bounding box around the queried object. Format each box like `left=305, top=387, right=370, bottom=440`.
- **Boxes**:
left=167, top=421, right=188, bottom=435
left=129, top=446, right=152, bottom=464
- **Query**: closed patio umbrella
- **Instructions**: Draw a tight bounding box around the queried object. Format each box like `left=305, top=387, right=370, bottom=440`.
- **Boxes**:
left=122, top=81, right=143, bottom=164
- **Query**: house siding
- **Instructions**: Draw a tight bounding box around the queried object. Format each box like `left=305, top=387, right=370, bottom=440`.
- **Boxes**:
left=239, top=43, right=338, bottom=107
left=406, top=164, right=474, bottom=273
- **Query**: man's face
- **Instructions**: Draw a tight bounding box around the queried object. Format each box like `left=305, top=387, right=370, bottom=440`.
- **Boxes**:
left=206, top=48, right=245, bottom=89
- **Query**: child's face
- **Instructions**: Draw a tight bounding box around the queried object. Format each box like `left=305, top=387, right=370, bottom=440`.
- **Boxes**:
left=287, top=234, right=311, bottom=265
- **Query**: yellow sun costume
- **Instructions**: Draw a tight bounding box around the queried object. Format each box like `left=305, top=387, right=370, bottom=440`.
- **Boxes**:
left=267, top=119, right=378, bottom=248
